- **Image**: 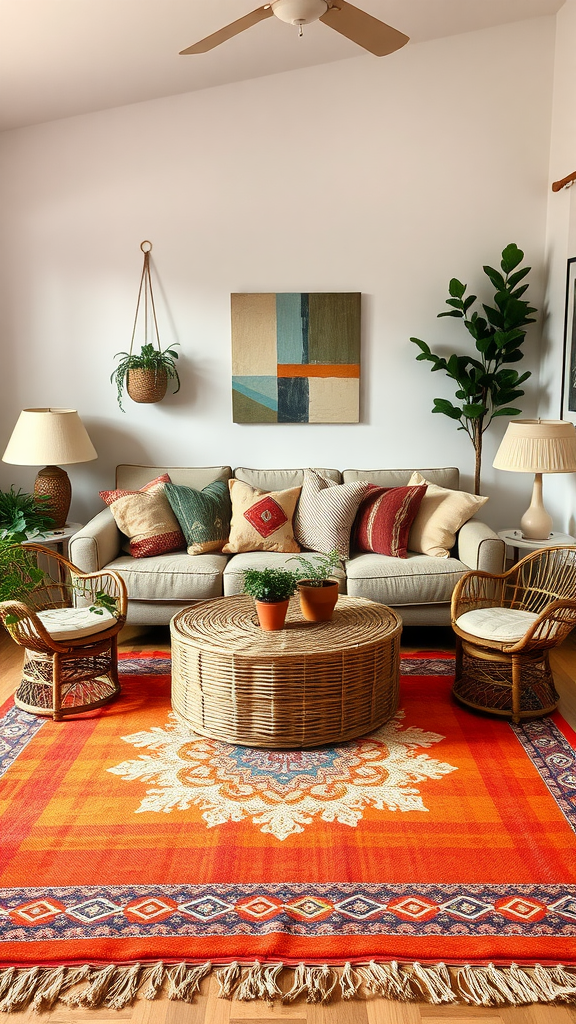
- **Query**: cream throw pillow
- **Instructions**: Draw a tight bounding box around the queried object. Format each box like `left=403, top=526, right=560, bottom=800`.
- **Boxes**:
left=222, top=479, right=301, bottom=554
left=407, top=472, right=488, bottom=557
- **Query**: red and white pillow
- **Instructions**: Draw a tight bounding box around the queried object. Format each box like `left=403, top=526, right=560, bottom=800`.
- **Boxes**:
left=352, top=484, right=427, bottom=558
left=100, top=474, right=186, bottom=558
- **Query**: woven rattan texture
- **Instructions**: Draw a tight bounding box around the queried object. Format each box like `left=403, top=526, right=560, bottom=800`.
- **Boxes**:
left=171, top=595, right=402, bottom=748
left=127, top=367, right=168, bottom=404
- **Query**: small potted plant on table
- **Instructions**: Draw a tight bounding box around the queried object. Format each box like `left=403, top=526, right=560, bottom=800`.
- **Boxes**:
left=242, top=567, right=300, bottom=631
left=290, top=549, right=341, bottom=622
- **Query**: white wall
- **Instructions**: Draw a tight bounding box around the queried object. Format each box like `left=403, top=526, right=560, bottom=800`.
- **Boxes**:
left=0, top=16, right=555, bottom=530
left=543, top=0, right=576, bottom=534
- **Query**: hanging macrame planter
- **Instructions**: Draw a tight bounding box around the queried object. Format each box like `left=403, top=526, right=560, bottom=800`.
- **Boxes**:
left=111, top=241, right=180, bottom=412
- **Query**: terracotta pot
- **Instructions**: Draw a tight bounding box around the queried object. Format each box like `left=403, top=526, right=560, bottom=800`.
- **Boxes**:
left=298, top=579, right=339, bottom=622
left=127, top=367, right=168, bottom=404
left=255, top=598, right=290, bottom=631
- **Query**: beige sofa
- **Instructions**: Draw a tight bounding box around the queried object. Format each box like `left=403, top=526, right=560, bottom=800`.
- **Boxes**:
left=69, top=464, right=505, bottom=628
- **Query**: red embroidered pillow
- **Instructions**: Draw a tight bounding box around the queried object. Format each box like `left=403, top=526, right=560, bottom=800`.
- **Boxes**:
left=100, top=474, right=186, bottom=558
left=353, top=484, right=427, bottom=558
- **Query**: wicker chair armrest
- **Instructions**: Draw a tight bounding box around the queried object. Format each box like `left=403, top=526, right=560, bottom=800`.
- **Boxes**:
left=0, top=599, right=65, bottom=653
left=457, top=520, right=505, bottom=573
left=504, top=597, right=576, bottom=652
left=68, top=509, right=122, bottom=573
left=451, top=569, right=507, bottom=622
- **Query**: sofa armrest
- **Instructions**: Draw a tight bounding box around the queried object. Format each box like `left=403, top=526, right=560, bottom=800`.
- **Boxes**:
left=457, top=520, right=505, bottom=574
left=69, top=509, right=122, bottom=573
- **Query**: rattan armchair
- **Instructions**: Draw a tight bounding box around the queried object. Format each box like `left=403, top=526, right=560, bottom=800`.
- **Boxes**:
left=0, top=543, right=127, bottom=721
left=451, top=545, right=576, bottom=723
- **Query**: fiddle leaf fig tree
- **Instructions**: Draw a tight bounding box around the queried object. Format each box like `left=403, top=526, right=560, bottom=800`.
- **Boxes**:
left=411, top=243, right=536, bottom=494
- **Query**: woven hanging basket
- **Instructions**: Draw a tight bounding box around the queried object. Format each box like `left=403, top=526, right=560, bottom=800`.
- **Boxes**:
left=127, top=367, right=168, bottom=404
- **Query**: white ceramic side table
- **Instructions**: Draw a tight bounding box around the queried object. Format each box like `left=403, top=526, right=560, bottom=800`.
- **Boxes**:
left=498, top=529, right=575, bottom=565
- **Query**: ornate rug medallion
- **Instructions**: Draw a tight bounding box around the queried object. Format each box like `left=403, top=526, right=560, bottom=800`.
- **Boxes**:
left=108, top=710, right=457, bottom=840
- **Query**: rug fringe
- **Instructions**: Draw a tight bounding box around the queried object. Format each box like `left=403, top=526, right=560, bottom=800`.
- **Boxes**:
left=0, top=960, right=575, bottom=1011
left=283, top=963, right=338, bottom=1004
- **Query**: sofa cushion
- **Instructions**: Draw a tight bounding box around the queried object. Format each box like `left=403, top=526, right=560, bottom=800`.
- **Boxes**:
left=107, top=552, right=227, bottom=601
left=223, top=479, right=301, bottom=554
left=345, top=552, right=468, bottom=606
left=224, top=550, right=346, bottom=597
left=407, top=472, right=489, bottom=558
left=343, top=467, right=460, bottom=489
left=295, top=469, right=369, bottom=559
left=100, top=474, right=186, bottom=558
left=235, top=467, right=341, bottom=490
left=165, top=480, right=232, bottom=555
left=116, top=465, right=232, bottom=490
left=352, top=484, right=427, bottom=558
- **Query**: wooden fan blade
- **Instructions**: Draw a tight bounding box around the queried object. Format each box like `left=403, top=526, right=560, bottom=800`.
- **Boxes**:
left=180, top=5, right=274, bottom=54
left=320, top=1, right=409, bottom=56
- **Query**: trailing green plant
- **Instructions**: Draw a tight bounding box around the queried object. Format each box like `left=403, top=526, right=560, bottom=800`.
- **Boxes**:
left=289, top=549, right=341, bottom=587
left=111, top=342, right=180, bottom=412
left=410, top=243, right=536, bottom=494
left=242, top=567, right=300, bottom=603
left=0, top=540, right=49, bottom=620
left=0, top=487, right=55, bottom=543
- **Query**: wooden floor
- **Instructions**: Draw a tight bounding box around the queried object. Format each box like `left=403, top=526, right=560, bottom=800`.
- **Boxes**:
left=1, top=623, right=576, bottom=1024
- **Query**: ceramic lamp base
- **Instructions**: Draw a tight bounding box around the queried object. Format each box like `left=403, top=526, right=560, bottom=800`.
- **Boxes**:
left=520, top=473, right=553, bottom=541
left=34, top=466, right=71, bottom=529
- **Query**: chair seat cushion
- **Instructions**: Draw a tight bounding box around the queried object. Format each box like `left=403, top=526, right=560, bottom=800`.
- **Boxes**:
left=37, top=606, right=117, bottom=641
left=455, top=606, right=539, bottom=642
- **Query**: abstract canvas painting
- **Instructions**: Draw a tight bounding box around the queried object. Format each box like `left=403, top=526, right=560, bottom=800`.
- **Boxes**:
left=231, top=292, right=360, bottom=423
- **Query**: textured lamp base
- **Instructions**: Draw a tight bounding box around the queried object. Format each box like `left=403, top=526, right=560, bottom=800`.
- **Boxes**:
left=34, top=465, right=71, bottom=529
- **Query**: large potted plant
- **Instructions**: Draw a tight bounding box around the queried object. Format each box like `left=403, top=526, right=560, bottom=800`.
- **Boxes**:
left=242, top=567, right=299, bottom=631
left=411, top=243, right=535, bottom=494
left=290, top=549, right=341, bottom=622
left=111, top=342, right=180, bottom=412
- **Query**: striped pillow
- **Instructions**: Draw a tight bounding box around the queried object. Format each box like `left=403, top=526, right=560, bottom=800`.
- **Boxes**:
left=165, top=480, right=232, bottom=555
left=100, top=474, right=186, bottom=559
left=295, top=469, right=369, bottom=559
left=353, top=484, right=427, bottom=558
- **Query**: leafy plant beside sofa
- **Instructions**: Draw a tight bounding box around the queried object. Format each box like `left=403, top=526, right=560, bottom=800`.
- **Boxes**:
left=411, top=243, right=535, bottom=494
left=290, top=549, right=341, bottom=622
left=0, top=487, right=55, bottom=543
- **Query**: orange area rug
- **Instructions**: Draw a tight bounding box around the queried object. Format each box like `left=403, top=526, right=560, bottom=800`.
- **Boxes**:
left=1, top=650, right=576, bottom=1005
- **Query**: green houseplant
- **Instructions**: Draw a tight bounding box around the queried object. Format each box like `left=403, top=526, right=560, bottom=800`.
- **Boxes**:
left=0, top=487, right=55, bottom=543
left=242, top=567, right=300, bottom=631
left=410, top=243, right=536, bottom=494
left=289, top=549, right=341, bottom=622
left=111, top=342, right=180, bottom=412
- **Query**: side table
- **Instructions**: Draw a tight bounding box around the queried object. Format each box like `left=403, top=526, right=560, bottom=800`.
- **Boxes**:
left=22, top=523, right=83, bottom=560
left=498, top=529, right=575, bottom=565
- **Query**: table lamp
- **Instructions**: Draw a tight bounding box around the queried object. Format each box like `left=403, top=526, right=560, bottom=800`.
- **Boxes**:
left=493, top=419, right=576, bottom=540
left=2, top=408, right=97, bottom=528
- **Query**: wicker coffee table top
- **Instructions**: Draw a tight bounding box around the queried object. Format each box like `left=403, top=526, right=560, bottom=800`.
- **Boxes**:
left=170, top=595, right=402, bottom=748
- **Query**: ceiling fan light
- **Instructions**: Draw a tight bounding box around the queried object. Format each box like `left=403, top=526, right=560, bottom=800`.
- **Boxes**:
left=271, top=0, right=328, bottom=26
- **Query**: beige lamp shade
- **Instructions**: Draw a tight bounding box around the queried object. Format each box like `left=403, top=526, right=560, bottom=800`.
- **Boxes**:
left=2, top=408, right=97, bottom=529
left=493, top=419, right=576, bottom=474
left=493, top=419, right=576, bottom=540
left=2, top=408, right=97, bottom=466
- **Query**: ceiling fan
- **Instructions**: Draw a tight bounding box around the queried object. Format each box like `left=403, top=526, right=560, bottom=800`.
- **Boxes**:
left=180, top=0, right=409, bottom=58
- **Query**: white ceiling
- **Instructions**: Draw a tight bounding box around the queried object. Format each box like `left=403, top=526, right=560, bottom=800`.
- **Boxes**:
left=0, top=0, right=564, bottom=133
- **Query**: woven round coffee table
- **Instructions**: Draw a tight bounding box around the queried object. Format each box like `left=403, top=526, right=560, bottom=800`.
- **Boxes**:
left=170, top=595, right=402, bottom=748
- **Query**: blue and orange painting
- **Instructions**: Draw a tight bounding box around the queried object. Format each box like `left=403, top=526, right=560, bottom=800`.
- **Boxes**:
left=231, top=292, right=360, bottom=424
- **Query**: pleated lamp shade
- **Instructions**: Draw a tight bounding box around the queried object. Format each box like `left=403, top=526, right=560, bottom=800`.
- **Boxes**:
left=3, top=408, right=97, bottom=528
left=493, top=419, right=576, bottom=540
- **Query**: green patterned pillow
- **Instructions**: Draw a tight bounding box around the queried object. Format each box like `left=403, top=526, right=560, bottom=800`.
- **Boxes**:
left=164, top=481, right=232, bottom=555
